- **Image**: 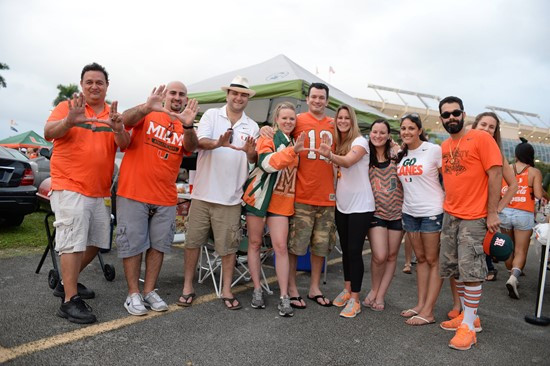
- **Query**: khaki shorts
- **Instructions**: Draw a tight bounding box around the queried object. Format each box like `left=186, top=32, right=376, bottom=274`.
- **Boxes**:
left=184, top=199, right=242, bottom=256
left=439, top=212, right=488, bottom=282
left=288, top=202, right=336, bottom=257
left=50, top=190, right=111, bottom=254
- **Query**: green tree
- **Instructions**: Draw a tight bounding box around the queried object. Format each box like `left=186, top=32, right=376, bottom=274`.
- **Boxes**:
left=0, top=62, right=9, bottom=88
left=53, top=83, right=79, bottom=106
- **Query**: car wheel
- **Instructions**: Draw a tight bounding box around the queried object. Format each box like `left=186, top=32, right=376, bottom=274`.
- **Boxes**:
left=5, top=215, right=24, bottom=227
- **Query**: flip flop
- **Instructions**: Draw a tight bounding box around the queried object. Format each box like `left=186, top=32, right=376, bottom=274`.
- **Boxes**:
left=221, top=297, right=242, bottom=310
left=485, top=268, right=498, bottom=281
left=400, top=308, right=419, bottom=318
left=371, top=302, right=385, bottom=312
left=405, top=315, right=435, bottom=326
left=176, top=292, right=195, bottom=307
left=362, top=297, right=374, bottom=308
left=402, top=263, right=412, bottom=274
left=289, top=296, right=306, bottom=309
left=307, top=294, right=332, bottom=307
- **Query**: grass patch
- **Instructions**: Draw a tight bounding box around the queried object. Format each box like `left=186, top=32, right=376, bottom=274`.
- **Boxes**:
left=0, top=211, right=53, bottom=250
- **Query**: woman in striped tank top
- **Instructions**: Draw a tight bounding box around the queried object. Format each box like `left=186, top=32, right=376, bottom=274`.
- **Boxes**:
left=499, top=138, right=544, bottom=299
left=363, top=119, right=404, bottom=311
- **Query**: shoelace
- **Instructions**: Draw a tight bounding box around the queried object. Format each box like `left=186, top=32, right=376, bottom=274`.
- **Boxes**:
left=281, top=297, right=291, bottom=308
left=343, top=299, right=356, bottom=312
left=147, top=291, right=162, bottom=303
left=253, top=290, right=263, bottom=302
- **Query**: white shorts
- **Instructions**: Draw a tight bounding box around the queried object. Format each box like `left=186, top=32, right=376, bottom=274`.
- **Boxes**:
left=50, top=190, right=111, bottom=254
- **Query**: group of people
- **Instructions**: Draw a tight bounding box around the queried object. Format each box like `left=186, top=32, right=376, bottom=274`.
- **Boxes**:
left=45, top=62, right=544, bottom=353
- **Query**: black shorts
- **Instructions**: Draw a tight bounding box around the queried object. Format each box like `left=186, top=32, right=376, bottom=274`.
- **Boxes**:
left=370, top=216, right=403, bottom=231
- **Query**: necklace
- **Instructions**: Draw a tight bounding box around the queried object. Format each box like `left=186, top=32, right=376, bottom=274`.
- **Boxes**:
left=448, top=136, right=463, bottom=164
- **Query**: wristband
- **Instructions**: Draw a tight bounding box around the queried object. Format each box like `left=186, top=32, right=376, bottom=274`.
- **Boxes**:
left=183, top=125, right=194, bottom=130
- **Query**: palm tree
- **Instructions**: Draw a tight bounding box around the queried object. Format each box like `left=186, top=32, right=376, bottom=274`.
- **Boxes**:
left=0, top=62, right=9, bottom=88
left=53, top=83, right=79, bottom=106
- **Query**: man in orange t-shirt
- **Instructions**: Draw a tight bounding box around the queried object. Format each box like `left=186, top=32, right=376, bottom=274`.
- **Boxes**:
left=117, top=82, right=198, bottom=316
left=438, top=96, right=502, bottom=351
left=288, top=83, right=336, bottom=308
left=45, top=63, right=130, bottom=324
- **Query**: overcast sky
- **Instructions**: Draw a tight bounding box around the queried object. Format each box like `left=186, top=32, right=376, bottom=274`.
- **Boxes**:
left=1, top=0, right=549, bottom=140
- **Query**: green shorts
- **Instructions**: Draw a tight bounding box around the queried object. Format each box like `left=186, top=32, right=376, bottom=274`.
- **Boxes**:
left=439, top=212, right=488, bottom=282
left=288, top=202, right=336, bottom=257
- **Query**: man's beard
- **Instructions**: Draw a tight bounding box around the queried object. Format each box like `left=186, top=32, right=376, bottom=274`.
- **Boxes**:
left=443, top=117, right=464, bottom=134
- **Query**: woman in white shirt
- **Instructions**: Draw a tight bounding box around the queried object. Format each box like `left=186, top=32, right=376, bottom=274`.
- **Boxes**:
left=396, top=113, right=444, bottom=326
left=312, top=105, right=375, bottom=318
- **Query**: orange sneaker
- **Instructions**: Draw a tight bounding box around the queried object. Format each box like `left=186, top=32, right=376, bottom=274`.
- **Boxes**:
left=440, top=312, right=482, bottom=332
left=339, top=298, right=361, bottom=318
left=448, top=323, right=477, bottom=350
left=333, top=289, right=351, bottom=307
left=447, top=309, right=460, bottom=319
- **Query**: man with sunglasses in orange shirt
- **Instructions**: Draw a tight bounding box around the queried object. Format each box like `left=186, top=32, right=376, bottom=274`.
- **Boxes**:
left=437, top=96, right=502, bottom=350
left=45, top=62, right=130, bottom=324
left=116, top=82, right=199, bottom=316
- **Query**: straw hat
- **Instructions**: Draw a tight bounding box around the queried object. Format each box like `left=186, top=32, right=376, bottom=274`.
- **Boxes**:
left=221, top=75, right=256, bottom=97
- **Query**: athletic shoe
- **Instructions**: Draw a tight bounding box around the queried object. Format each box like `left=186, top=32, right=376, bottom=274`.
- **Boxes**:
left=339, top=298, right=361, bottom=318
left=57, top=295, right=97, bottom=324
left=447, top=309, right=461, bottom=319
left=53, top=282, right=95, bottom=299
left=506, top=275, right=520, bottom=299
left=278, top=295, right=294, bottom=317
left=143, top=290, right=168, bottom=312
left=332, top=289, right=351, bottom=307
left=448, top=323, right=477, bottom=351
left=124, top=293, right=148, bottom=316
left=251, top=288, right=265, bottom=309
left=440, top=312, right=482, bottom=332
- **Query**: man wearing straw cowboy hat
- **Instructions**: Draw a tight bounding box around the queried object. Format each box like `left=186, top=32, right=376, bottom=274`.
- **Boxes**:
left=181, top=76, right=259, bottom=310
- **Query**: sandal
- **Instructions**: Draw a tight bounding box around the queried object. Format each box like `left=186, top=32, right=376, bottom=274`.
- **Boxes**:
left=289, top=296, right=306, bottom=309
left=221, top=297, right=242, bottom=310
left=485, top=268, right=498, bottom=281
left=400, top=308, right=419, bottom=318
left=307, top=294, right=332, bottom=307
left=405, top=315, right=435, bottom=326
left=371, top=302, right=385, bottom=312
left=402, top=263, right=412, bottom=274
left=176, top=292, right=196, bottom=307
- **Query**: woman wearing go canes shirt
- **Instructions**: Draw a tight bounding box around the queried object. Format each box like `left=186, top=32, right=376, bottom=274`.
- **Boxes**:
left=396, top=113, right=445, bottom=326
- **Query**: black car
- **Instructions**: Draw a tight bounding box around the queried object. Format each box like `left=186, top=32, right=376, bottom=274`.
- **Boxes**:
left=0, top=146, right=38, bottom=226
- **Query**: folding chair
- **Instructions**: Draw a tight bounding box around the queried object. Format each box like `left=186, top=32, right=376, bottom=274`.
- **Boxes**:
left=197, top=237, right=222, bottom=297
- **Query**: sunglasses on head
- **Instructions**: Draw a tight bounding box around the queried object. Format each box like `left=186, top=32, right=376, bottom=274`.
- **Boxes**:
left=401, top=113, right=420, bottom=122
left=227, top=128, right=234, bottom=144
left=166, top=122, right=174, bottom=138
left=440, top=109, right=463, bottom=119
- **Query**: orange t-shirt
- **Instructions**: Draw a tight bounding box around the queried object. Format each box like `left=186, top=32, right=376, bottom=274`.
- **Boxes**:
left=502, top=166, right=535, bottom=212
left=293, top=112, right=335, bottom=206
left=441, top=129, right=502, bottom=219
left=117, top=112, right=190, bottom=206
left=46, top=101, right=116, bottom=197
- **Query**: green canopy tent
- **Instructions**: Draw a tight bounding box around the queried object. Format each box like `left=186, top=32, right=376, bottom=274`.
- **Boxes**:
left=188, top=55, right=396, bottom=133
left=0, top=130, right=52, bottom=149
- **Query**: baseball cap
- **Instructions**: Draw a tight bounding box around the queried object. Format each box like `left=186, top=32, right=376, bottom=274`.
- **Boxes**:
left=483, top=231, right=514, bottom=261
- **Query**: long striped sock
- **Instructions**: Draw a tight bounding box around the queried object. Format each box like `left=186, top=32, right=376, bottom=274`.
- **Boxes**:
left=463, top=284, right=482, bottom=331
left=456, top=282, right=465, bottom=310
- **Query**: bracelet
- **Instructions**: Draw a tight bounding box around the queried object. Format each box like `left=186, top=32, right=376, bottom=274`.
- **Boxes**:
left=328, top=151, right=333, bottom=161
left=183, top=124, right=194, bottom=130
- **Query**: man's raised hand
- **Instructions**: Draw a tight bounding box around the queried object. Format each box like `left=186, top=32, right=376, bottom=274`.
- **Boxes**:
left=65, top=93, right=91, bottom=127
left=146, top=85, right=172, bottom=114
left=172, top=98, right=199, bottom=127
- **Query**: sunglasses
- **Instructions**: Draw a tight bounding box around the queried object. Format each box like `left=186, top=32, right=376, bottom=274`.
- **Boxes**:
left=227, top=128, right=234, bottom=144
left=401, top=113, right=420, bottom=122
left=440, top=109, right=463, bottom=119
left=166, top=122, right=174, bottom=138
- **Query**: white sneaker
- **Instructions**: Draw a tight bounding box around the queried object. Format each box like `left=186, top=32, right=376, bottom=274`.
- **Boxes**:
left=506, top=276, right=520, bottom=299
left=143, top=290, right=168, bottom=312
left=124, top=293, right=148, bottom=316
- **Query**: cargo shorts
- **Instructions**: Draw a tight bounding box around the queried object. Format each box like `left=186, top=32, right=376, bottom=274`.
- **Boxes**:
left=288, top=202, right=336, bottom=257
left=439, top=212, right=488, bottom=282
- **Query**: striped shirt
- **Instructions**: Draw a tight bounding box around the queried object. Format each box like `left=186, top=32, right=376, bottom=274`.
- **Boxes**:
left=369, top=160, right=404, bottom=221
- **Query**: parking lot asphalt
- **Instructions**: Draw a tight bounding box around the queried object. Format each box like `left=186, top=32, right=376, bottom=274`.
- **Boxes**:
left=0, top=240, right=549, bottom=365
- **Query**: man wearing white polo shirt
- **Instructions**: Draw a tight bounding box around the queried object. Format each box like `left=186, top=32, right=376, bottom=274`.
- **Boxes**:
left=180, top=76, right=258, bottom=310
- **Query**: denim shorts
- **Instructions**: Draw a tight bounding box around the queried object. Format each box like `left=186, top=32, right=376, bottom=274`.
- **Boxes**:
left=402, top=212, right=443, bottom=233
left=499, top=207, right=535, bottom=231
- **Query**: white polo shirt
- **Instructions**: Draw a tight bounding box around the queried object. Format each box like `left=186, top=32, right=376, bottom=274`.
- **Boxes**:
left=191, top=105, right=260, bottom=205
